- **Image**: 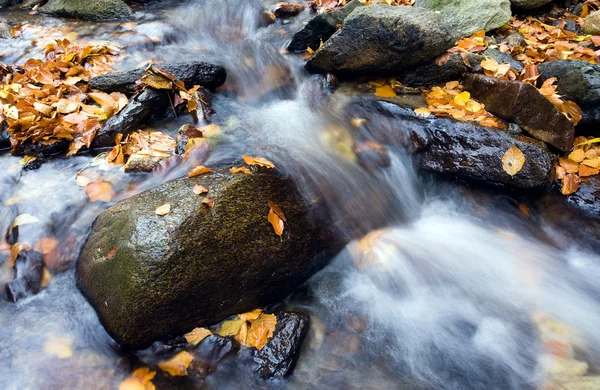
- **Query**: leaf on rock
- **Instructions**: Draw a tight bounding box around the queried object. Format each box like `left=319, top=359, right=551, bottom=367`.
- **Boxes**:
left=202, top=198, right=214, bottom=208
left=140, top=72, right=173, bottom=90
left=230, top=166, right=252, bottom=175
left=561, top=173, right=581, bottom=195
left=374, top=85, right=396, bottom=98
left=119, top=367, right=156, bottom=390
left=239, top=309, right=263, bottom=322
left=218, top=319, right=245, bottom=337
left=502, top=146, right=525, bottom=176
left=155, top=203, right=171, bottom=216
left=184, top=327, right=212, bottom=346
left=568, top=148, right=585, bottom=163
left=454, top=91, right=471, bottom=106
left=242, top=155, right=275, bottom=168
left=157, top=351, right=193, bottom=377
left=192, top=185, right=208, bottom=195
left=268, top=209, right=284, bottom=237
left=579, top=164, right=599, bottom=177
left=268, top=200, right=287, bottom=222
left=188, top=165, right=212, bottom=177
left=559, top=157, right=580, bottom=174
left=84, top=182, right=113, bottom=202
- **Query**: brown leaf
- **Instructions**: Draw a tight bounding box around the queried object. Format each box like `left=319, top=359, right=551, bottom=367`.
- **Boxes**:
left=140, top=72, right=173, bottom=90
left=192, top=185, right=208, bottom=195
left=230, top=166, right=252, bottom=175
left=155, top=203, right=171, bottom=216
left=84, top=182, right=113, bottom=202
left=502, top=146, right=525, bottom=176
left=561, top=173, right=581, bottom=195
left=268, top=200, right=287, bottom=222
left=202, top=198, right=214, bottom=208
left=242, top=155, right=275, bottom=168
left=559, top=157, right=580, bottom=173
left=188, top=165, right=212, bottom=177
left=579, top=164, right=599, bottom=177
left=268, top=209, right=284, bottom=237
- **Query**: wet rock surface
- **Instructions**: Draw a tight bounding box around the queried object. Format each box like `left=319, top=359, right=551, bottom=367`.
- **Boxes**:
left=415, top=0, right=511, bottom=40
left=6, top=250, right=43, bottom=302
left=191, top=335, right=240, bottom=378
left=510, top=0, right=554, bottom=9
left=77, top=168, right=345, bottom=349
left=286, top=0, right=364, bottom=53
left=398, top=54, right=484, bottom=87
left=464, top=74, right=574, bottom=152
left=88, top=61, right=227, bottom=94
left=253, top=311, right=309, bottom=379
left=348, top=99, right=556, bottom=191
left=39, top=0, right=133, bottom=21
left=305, top=5, right=454, bottom=77
left=538, top=60, right=600, bottom=108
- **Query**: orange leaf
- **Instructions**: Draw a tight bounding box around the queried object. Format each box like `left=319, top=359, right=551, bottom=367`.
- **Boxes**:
left=579, top=164, right=599, bottom=177
left=268, top=200, right=287, bottom=222
left=157, top=351, right=193, bottom=377
left=202, top=198, right=214, bottom=208
left=502, top=146, right=525, bottom=176
left=188, top=165, right=212, bottom=177
left=192, top=185, right=208, bottom=195
left=155, top=203, right=171, bottom=216
left=84, top=182, right=113, bottom=202
left=268, top=209, right=284, bottom=237
left=230, top=166, right=252, bottom=175
left=119, top=367, right=156, bottom=390
left=561, top=173, right=581, bottom=195
left=242, top=155, right=275, bottom=168
left=374, top=85, right=397, bottom=98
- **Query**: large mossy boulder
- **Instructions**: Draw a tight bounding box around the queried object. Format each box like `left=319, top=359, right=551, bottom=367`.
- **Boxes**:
left=305, top=4, right=454, bottom=77
left=39, top=0, right=132, bottom=21
left=77, top=167, right=345, bottom=349
left=415, top=0, right=511, bottom=40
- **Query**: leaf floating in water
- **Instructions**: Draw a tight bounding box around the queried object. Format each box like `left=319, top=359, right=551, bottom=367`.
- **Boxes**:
left=184, top=327, right=212, bottom=346
left=43, top=335, right=73, bottom=359
left=155, top=203, right=171, bottom=216
left=242, top=155, right=275, bottom=168
left=84, top=182, right=113, bottom=202
left=188, top=165, right=212, bottom=177
left=230, top=166, right=252, bottom=175
left=119, top=367, right=156, bottom=390
left=268, top=209, right=284, bottom=237
left=502, top=146, right=525, bottom=176
left=374, top=85, right=397, bottom=98
left=12, top=213, right=40, bottom=227
left=192, top=185, right=208, bottom=195
left=157, top=351, right=194, bottom=377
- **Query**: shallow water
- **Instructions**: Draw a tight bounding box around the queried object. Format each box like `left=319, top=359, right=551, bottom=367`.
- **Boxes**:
left=1, top=1, right=600, bottom=389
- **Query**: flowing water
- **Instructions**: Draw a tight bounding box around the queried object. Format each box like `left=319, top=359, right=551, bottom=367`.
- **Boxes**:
left=1, top=1, right=600, bottom=389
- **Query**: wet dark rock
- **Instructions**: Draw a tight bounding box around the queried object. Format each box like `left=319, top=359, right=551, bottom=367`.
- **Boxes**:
left=88, top=62, right=227, bottom=94
left=191, top=335, right=240, bottom=377
left=286, top=0, right=364, bottom=53
left=12, top=139, right=70, bottom=157
left=253, top=312, right=309, bottom=379
left=481, top=48, right=524, bottom=72
left=6, top=250, right=43, bottom=302
left=305, top=5, right=454, bottom=77
left=77, top=168, right=345, bottom=349
left=354, top=140, right=391, bottom=172
left=397, top=54, right=484, bottom=87
left=348, top=99, right=556, bottom=191
left=564, top=176, right=600, bottom=217
left=511, top=0, right=553, bottom=9
left=552, top=18, right=578, bottom=33
left=91, top=89, right=168, bottom=149
left=39, top=0, right=133, bottom=22
left=464, top=74, right=574, bottom=152
left=273, top=2, right=304, bottom=18
left=175, top=124, right=203, bottom=155
left=415, top=0, right=511, bottom=40
left=538, top=60, right=600, bottom=107
left=0, top=121, right=10, bottom=151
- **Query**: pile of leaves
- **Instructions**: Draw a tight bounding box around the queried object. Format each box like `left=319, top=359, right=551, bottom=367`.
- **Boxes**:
left=311, top=0, right=413, bottom=14
left=106, top=130, right=176, bottom=168
left=555, top=137, right=600, bottom=195
left=0, top=39, right=125, bottom=156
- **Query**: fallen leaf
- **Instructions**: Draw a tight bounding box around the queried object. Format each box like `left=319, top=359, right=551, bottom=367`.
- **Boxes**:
left=579, top=164, right=599, bottom=177
left=239, top=309, right=263, bottom=322
left=119, top=368, right=156, bottom=390
left=502, top=146, right=525, bottom=176
left=242, top=155, right=275, bottom=168
left=84, top=182, right=113, bottom=202
left=34, top=237, right=59, bottom=255
left=414, top=107, right=431, bottom=118
left=192, top=185, right=208, bottom=195
left=568, top=148, right=586, bottom=163
left=12, top=213, right=40, bottom=227
left=268, top=200, right=287, bottom=222
left=350, top=118, right=367, bottom=127
left=230, top=166, right=252, bottom=175
left=218, top=318, right=245, bottom=336
left=561, top=173, right=581, bottom=195
left=268, top=209, right=284, bottom=237
left=43, top=335, right=72, bottom=359
left=454, top=91, right=471, bottom=106
left=106, top=247, right=118, bottom=260
left=188, top=165, right=212, bottom=177
left=374, top=85, right=397, bottom=98
left=155, top=203, right=171, bottom=216
left=157, top=351, right=193, bottom=377
left=559, top=157, right=580, bottom=173
left=202, top=198, right=215, bottom=208
left=184, top=327, right=212, bottom=346
left=141, top=72, right=173, bottom=90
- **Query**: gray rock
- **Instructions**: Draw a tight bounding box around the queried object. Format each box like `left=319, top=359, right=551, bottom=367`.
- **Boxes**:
left=38, top=0, right=132, bottom=21
left=482, top=48, right=524, bottom=72
left=510, top=0, right=554, bottom=9
left=0, top=23, right=12, bottom=39
left=415, top=0, right=511, bottom=40
left=287, top=0, right=364, bottom=53
left=305, top=5, right=454, bottom=77
left=77, top=168, right=345, bottom=349
left=464, top=74, right=574, bottom=152
left=583, top=10, right=600, bottom=36
left=88, top=62, right=227, bottom=94
left=538, top=60, right=600, bottom=107
left=347, top=99, right=556, bottom=191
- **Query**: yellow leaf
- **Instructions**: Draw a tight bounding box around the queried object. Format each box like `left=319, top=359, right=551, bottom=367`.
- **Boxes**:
left=242, top=155, right=275, bottom=168
left=13, top=213, right=40, bottom=227
left=230, top=166, right=253, bottom=174
left=219, top=318, right=246, bottom=336
left=155, top=203, right=171, bottom=216
left=184, top=327, right=212, bottom=346
left=350, top=118, right=367, bottom=127
left=268, top=209, right=284, bottom=237
left=157, top=351, right=194, bottom=377
left=465, top=100, right=482, bottom=113
left=576, top=137, right=600, bottom=147
left=568, top=148, right=586, bottom=163
left=141, top=72, right=173, bottom=90
left=481, top=58, right=499, bottom=73
left=454, top=91, right=471, bottom=106
left=502, top=145, right=525, bottom=176
left=43, top=335, right=72, bottom=359
left=239, top=309, right=263, bottom=322
left=374, top=85, right=397, bottom=98
left=414, top=107, right=431, bottom=118
left=188, top=165, right=212, bottom=177
left=119, top=368, right=156, bottom=390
